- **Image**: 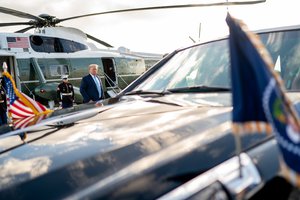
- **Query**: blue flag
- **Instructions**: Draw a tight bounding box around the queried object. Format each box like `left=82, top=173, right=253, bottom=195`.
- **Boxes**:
left=226, top=13, right=300, bottom=186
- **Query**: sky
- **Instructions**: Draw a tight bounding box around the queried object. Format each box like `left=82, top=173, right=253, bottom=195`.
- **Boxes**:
left=0, top=0, right=299, bottom=54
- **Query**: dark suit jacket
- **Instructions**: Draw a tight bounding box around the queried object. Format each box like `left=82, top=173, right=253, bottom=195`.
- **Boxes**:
left=0, top=86, right=6, bottom=112
left=0, top=78, right=6, bottom=111
left=80, top=74, right=104, bottom=103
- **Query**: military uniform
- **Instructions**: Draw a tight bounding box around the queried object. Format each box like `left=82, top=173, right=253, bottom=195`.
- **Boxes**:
left=57, top=79, right=74, bottom=109
left=0, top=78, right=7, bottom=125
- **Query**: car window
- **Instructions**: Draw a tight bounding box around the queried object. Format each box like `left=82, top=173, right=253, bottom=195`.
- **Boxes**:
left=135, top=28, right=300, bottom=92
left=261, top=29, right=300, bottom=90
left=136, top=40, right=230, bottom=91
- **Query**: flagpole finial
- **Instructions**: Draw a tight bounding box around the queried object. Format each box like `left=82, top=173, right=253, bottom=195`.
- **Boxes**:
left=226, top=0, right=229, bottom=13
left=2, top=62, right=8, bottom=72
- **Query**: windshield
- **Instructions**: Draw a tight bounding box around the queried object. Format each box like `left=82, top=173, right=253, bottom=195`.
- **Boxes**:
left=135, top=28, right=300, bottom=92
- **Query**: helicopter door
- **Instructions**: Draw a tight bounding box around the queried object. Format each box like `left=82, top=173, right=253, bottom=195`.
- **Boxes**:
left=0, top=57, right=17, bottom=85
left=101, top=58, right=116, bottom=88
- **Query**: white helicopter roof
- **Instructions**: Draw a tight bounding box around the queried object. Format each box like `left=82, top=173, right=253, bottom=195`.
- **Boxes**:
left=0, top=26, right=161, bottom=60
left=0, top=26, right=137, bottom=59
left=33, top=27, right=88, bottom=44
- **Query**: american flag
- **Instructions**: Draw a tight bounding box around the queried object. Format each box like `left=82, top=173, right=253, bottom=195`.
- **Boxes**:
left=2, top=71, right=52, bottom=120
left=13, top=114, right=48, bottom=130
left=7, top=37, right=29, bottom=48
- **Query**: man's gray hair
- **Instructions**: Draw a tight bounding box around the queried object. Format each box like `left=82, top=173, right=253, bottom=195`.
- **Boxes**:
left=88, top=64, right=98, bottom=70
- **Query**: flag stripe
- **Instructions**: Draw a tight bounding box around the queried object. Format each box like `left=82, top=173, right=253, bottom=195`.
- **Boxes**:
left=13, top=100, right=34, bottom=114
left=13, top=111, right=49, bottom=129
left=10, top=110, right=32, bottom=119
left=232, top=122, right=272, bottom=135
left=25, top=93, right=47, bottom=112
left=14, top=116, right=34, bottom=129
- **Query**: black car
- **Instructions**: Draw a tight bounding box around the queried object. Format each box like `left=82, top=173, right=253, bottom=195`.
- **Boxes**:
left=1, top=24, right=300, bottom=200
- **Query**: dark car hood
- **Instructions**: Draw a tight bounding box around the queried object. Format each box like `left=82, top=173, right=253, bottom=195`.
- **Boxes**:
left=0, top=93, right=268, bottom=199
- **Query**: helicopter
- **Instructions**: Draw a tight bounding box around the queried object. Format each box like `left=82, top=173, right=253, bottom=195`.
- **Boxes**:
left=0, top=1, right=264, bottom=107
left=0, top=27, right=160, bottom=107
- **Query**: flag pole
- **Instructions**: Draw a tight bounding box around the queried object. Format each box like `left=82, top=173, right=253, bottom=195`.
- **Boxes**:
left=237, top=133, right=243, bottom=178
left=232, top=123, right=243, bottom=178
left=227, top=8, right=243, bottom=178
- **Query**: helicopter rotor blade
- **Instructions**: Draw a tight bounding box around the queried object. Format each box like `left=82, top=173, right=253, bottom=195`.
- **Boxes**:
left=85, top=33, right=113, bottom=48
left=58, top=0, right=265, bottom=22
left=15, top=26, right=35, bottom=33
left=0, top=22, right=34, bottom=27
left=0, top=6, right=45, bottom=21
left=0, top=1, right=264, bottom=46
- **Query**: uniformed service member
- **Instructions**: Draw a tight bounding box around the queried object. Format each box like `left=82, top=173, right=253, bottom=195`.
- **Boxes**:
left=57, top=75, right=74, bottom=109
left=0, top=77, right=7, bottom=125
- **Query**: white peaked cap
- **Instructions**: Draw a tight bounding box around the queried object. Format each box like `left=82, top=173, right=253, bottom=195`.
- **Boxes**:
left=2, top=62, right=8, bottom=72
left=61, top=75, right=69, bottom=79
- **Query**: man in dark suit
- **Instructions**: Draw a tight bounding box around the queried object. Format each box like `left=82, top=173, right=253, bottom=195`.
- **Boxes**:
left=80, top=64, right=105, bottom=103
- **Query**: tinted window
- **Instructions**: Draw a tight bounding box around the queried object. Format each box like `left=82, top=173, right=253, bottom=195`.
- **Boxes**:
left=37, top=58, right=70, bottom=79
left=69, top=58, right=103, bottom=78
left=135, top=28, right=300, bottom=91
left=30, top=36, right=88, bottom=53
left=60, top=39, right=88, bottom=52
left=114, top=58, right=146, bottom=75
left=17, top=59, right=38, bottom=81
left=260, top=30, right=300, bottom=89
left=136, top=39, right=230, bottom=91
left=48, top=65, right=69, bottom=77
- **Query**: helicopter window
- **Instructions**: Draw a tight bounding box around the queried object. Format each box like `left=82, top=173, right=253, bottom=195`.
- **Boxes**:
left=30, top=36, right=44, bottom=52
left=60, top=39, right=74, bottom=52
left=115, top=58, right=146, bottom=75
left=48, top=65, right=69, bottom=77
left=30, top=36, right=43, bottom=46
left=69, top=58, right=103, bottom=76
left=54, top=38, right=63, bottom=52
left=17, top=59, right=38, bottom=81
left=73, top=42, right=88, bottom=51
left=36, top=58, right=70, bottom=79
left=61, top=65, right=69, bottom=75
left=60, top=39, right=88, bottom=52
left=30, top=36, right=88, bottom=53
left=43, top=37, right=56, bottom=53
